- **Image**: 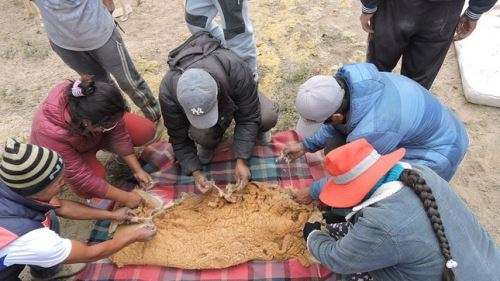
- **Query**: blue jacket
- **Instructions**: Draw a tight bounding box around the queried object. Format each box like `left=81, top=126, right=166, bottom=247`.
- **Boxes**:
left=308, top=165, right=500, bottom=280
left=302, top=63, right=468, bottom=181
left=0, top=181, right=57, bottom=270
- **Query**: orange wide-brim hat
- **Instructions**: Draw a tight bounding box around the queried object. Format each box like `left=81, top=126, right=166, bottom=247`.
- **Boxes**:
left=319, top=138, right=405, bottom=208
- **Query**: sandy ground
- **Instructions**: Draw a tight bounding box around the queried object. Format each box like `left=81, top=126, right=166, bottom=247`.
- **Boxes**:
left=0, top=0, right=498, bottom=279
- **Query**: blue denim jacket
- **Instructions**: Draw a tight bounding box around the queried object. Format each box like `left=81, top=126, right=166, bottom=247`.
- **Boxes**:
left=307, top=165, right=500, bottom=281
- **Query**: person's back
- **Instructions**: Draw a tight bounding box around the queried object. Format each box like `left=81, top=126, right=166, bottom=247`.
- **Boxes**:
left=339, top=63, right=468, bottom=180
left=361, top=164, right=500, bottom=280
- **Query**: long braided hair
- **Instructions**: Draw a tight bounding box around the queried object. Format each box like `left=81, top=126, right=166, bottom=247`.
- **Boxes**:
left=399, top=169, right=456, bottom=281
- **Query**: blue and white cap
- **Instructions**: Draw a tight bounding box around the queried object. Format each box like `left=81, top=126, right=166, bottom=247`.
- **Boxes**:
left=177, top=68, right=219, bottom=129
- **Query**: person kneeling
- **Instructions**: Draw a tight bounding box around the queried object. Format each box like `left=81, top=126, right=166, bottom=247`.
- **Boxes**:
left=303, top=139, right=499, bottom=280
left=0, top=140, right=156, bottom=281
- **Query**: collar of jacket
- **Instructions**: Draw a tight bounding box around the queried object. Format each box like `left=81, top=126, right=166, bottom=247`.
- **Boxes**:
left=345, top=162, right=411, bottom=221
left=0, top=181, right=58, bottom=214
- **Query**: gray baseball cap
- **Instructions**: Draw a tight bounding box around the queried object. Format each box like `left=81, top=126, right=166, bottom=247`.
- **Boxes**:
left=177, top=68, right=219, bottom=129
left=295, top=75, right=344, bottom=137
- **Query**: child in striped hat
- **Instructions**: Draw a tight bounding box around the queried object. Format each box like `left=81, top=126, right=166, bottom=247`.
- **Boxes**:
left=0, top=139, right=156, bottom=281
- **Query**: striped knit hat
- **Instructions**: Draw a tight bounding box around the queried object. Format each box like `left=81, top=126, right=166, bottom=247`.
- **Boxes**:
left=0, top=139, right=64, bottom=196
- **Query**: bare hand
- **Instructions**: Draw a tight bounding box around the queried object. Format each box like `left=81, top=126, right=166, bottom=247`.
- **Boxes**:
left=134, top=169, right=154, bottom=190
left=103, top=0, right=115, bottom=14
left=125, top=192, right=143, bottom=209
left=360, top=13, right=375, bottom=33
left=234, top=159, right=251, bottom=187
left=134, top=224, right=157, bottom=242
left=454, top=15, right=477, bottom=41
left=282, top=143, right=306, bottom=161
left=295, top=187, right=313, bottom=204
left=112, top=207, right=137, bottom=221
left=193, top=170, right=211, bottom=193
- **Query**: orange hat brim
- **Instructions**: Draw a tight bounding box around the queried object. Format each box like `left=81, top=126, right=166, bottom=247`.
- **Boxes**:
left=319, top=147, right=405, bottom=208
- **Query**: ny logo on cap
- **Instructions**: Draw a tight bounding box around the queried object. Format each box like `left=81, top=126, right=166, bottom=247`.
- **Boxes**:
left=191, top=107, right=204, bottom=115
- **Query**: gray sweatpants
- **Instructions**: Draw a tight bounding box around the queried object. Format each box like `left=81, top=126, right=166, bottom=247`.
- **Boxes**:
left=50, top=28, right=161, bottom=121
left=185, top=0, right=257, bottom=74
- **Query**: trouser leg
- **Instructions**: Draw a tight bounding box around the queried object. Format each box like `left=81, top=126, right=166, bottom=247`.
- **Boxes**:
left=93, top=29, right=161, bottom=121
left=50, top=41, right=111, bottom=83
left=400, top=0, right=465, bottom=89
left=122, top=112, right=156, bottom=146
left=189, top=125, right=225, bottom=149
left=257, top=92, right=279, bottom=132
left=185, top=0, right=225, bottom=43
left=366, top=0, right=411, bottom=73
left=215, top=0, right=257, bottom=73
left=0, top=264, right=25, bottom=281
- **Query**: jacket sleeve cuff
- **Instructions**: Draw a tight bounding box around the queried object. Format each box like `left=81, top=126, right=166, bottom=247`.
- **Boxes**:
left=465, top=8, right=482, bottom=21
left=183, top=161, right=203, bottom=176
left=306, top=229, right=324, bottom=252
left=362, top=4, right=377, bottom=14
left=301, top=140, right=312, bottom=152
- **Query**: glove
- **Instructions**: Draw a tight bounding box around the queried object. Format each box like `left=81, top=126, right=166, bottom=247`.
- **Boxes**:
left=303, top=221, right=321, bottom=241
left=322, top=210, right=346, bottom=224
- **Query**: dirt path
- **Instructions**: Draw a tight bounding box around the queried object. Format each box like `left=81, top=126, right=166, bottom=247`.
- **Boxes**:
left=0, top=0, right=498, bottom=273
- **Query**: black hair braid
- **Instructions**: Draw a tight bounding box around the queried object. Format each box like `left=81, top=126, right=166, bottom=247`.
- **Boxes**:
left=399, top=169, right=456, bottom=281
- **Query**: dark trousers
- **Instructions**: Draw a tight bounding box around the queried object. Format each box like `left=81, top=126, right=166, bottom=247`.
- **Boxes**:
left=367, top=0, right=465, bottom=89
left=0, top=211, right=61, bottom=281
left=189, top=92, right=279, bottom=148
left=50, top=28, right=161, bottom=121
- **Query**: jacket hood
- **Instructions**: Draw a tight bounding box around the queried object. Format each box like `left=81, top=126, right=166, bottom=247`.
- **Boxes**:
left=336, top=63, right=385, bottom=132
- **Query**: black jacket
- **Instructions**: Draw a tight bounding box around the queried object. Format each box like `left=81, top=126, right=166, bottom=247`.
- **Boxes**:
left=159, top=32, right=260, bottom=175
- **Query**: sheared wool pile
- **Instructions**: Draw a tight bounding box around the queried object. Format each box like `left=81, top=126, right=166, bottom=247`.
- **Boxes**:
left=109, top=182, right=319, bottom=269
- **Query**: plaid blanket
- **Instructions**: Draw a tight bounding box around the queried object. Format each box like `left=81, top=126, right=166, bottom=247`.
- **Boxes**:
left=75, top=130, right=336, bottom=281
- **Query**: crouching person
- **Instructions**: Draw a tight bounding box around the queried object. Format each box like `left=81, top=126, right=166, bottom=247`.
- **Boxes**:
left=160, top=32, right=279, bottom=192
left=0, top=140, right=156, bottom=281
left=303, top=139, right=500, bottom=281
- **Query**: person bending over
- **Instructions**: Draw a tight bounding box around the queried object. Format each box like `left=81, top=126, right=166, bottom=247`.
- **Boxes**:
left=0, top=140, right=156, bottom=281
left=303, top=139, right=499, bottom=281
left=31, top=75, right=155, bottom=208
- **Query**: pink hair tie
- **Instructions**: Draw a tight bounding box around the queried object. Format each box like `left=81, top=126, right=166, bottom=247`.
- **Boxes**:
left=71, top=80, right=84, bottom=97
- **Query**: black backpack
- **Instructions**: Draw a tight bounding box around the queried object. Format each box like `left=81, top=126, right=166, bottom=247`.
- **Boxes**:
left=167, top=31, right=223, bottom=72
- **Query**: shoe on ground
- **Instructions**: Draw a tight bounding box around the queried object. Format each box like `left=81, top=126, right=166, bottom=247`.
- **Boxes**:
left=256, top=130, right=272, bottom=146
left=32, top=263, right=87, bottom=281
left=197, top=144, right=215, bottom=164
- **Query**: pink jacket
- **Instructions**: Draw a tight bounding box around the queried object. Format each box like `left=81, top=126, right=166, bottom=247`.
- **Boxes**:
left=30, top=81, right=134, bottom=198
